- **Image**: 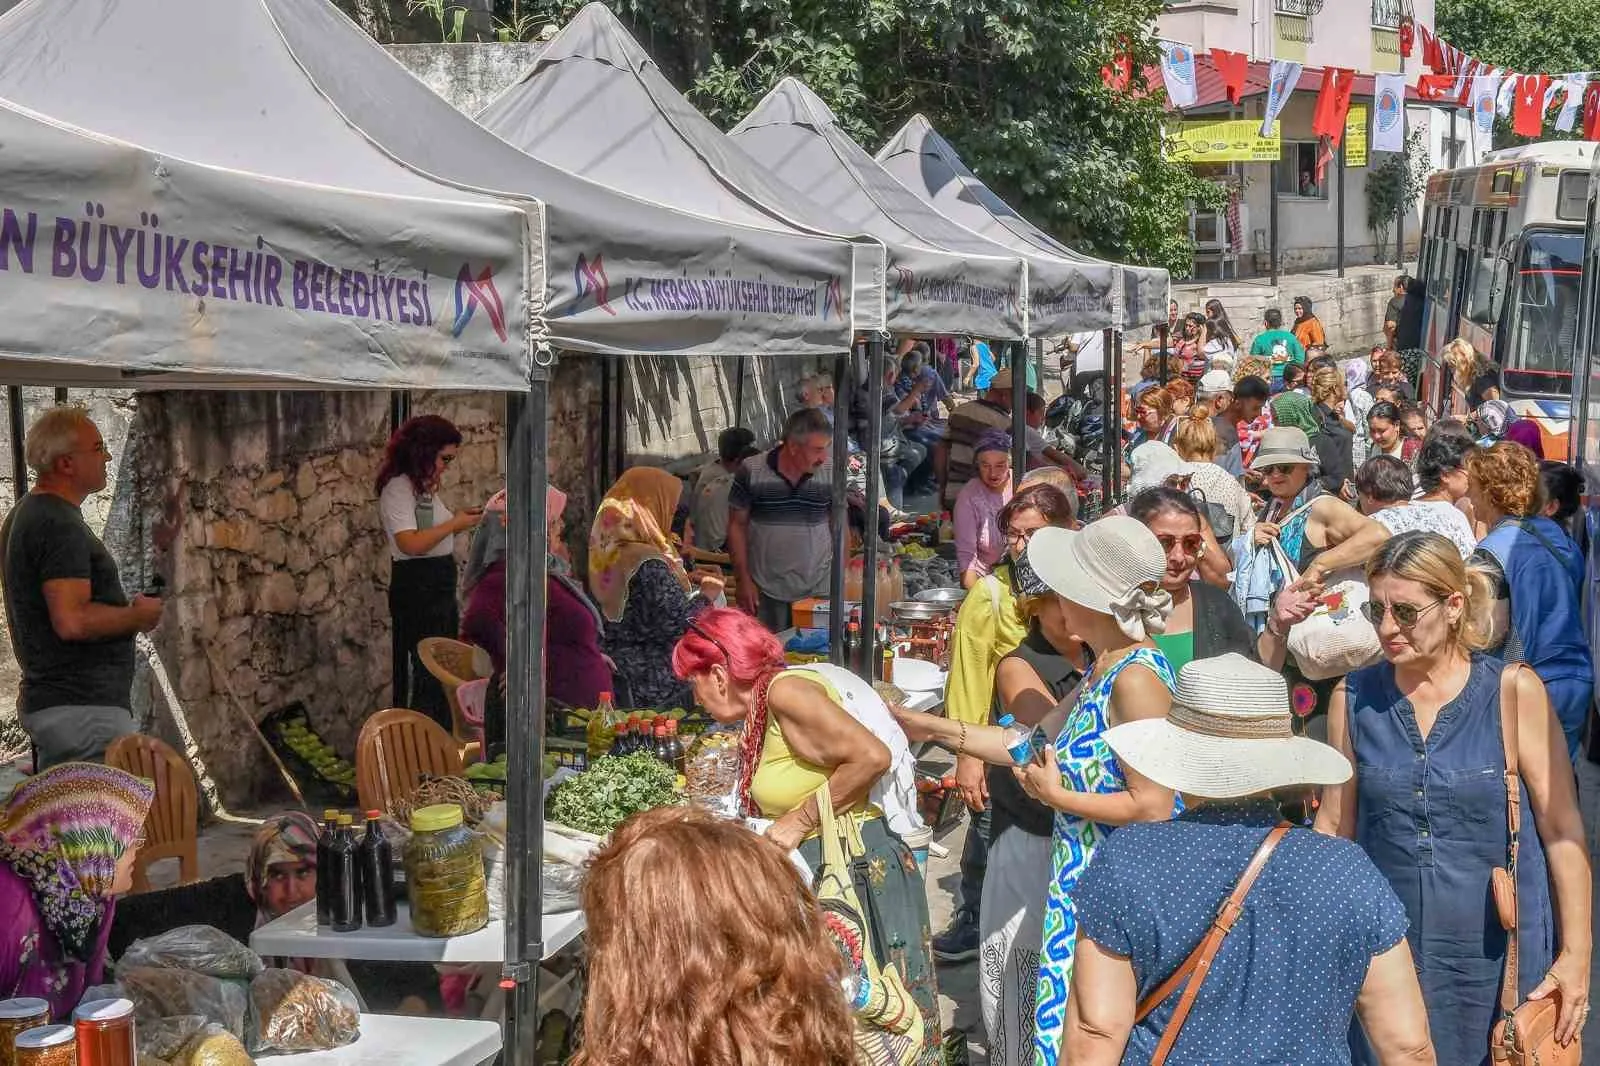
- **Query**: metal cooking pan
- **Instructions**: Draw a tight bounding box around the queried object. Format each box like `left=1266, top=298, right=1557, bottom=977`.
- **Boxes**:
left=890, top=600, right=947, bottom=622
left=913, top=587, right=966, bottom=609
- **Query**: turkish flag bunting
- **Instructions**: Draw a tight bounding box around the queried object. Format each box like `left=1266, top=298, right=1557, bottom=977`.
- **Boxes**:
left=1311, top=67, right=1357, bottom=144
left=1422, top=26, right=1444, bottom=72
left=1417, top=74, right=1457, bottom=102
left=1210, top=48, right=1249, bottom=105
left=1513, top=73, right=1551, bottom=136
left=1101, top=53, right=1132, bottom=92
left=1399, top=17, right=1415, bottom=58
left=1584, top=81, right=1600, bottom=140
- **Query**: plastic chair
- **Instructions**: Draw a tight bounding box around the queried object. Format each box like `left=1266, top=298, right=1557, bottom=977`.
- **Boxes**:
left=355, top=709, right=464, bottom=817
left=105, top=734, right=200, bottom=893
left=417, top=637, right=492, bottom=762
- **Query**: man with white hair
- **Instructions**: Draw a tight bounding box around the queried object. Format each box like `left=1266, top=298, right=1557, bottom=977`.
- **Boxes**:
left=0, top=406, right=164, bottom=767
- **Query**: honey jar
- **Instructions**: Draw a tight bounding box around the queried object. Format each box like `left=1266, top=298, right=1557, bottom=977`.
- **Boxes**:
left=12, top=1024, right=75, bottom=1066
left=72, top=999, right=135, bottom=1066
left=0, top=1001, right=50, bottom=1066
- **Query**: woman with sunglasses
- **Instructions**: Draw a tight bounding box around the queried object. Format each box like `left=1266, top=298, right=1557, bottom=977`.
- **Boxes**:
left=1466, top=442, right=1594, bottom=758
left=377, top=414, right=484, bottom=727
left=1318, top=532, right=1592, bottom=1064
left=671, top=608, right=941, bottom=1064
left=1128, top=488, right=1257, bottom=673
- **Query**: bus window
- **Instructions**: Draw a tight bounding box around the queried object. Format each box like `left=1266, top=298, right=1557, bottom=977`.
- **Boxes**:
left=1558, top=172, right=1586, bottom=221
left=1502, top=230, right=1583, bottom=397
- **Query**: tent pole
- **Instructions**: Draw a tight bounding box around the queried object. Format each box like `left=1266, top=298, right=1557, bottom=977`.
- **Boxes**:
left=1035, top=339, right=1046, bottom=399
left=733, top=356, right=747, bottom=426
left=829, top=349, right=850, bottom=665
left=53, top=388, right=67, bottom=405
left=612, top=359, right=627, bottom=477
left=862, top=335, right=885, bottom=673
left=1157, top=325, right=1170, bottom=383
left=8, top=387, right=26, bottom=499
left=388, top=392, right=410, bottom=436
left=1108, top=330, right=1124, bottom=505
left=1336, top=140, right=1347, bottom=278
left=1010, top=341, right=1027, bottom=483
left=502, top=367, right=549, bottom=1066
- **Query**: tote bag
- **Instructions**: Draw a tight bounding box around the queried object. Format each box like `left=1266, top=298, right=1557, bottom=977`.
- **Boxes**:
left=1267, top=535, right=1382, bottom=680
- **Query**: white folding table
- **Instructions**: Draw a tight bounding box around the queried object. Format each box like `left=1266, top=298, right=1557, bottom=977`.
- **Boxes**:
left=256, top=1014, right=500, bottom=1066
left=250, top=902, right=585, bottom=964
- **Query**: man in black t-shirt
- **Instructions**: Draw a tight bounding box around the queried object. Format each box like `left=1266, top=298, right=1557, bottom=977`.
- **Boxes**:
left=0, top=407, right=163, bottom=768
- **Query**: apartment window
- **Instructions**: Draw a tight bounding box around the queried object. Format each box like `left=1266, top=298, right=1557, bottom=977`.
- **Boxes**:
left=1278, top=143, right=1329, bottom=199
left=1274, top=0, right=1325, bottom=13
left=1441, top=135, right=1467, bottom=169
left=1370, top=0, right=1410, bottom=29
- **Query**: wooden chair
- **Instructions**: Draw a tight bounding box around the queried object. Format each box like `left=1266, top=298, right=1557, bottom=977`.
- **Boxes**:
left=417, top=637, right=492, bottom=762
left=105, top=734, right=200, bottom=893
left=355, top=708, right=464, bottom=818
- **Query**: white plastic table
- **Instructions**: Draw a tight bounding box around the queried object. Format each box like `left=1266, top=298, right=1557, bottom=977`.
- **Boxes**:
left=250, top=901, right=585, bottom=963
left=256, top=1014, right=500, bottom=1066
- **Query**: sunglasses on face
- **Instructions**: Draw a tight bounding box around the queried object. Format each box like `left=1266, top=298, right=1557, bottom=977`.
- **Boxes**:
left=1155, top=533, right=1206, bottom=556
left=1259, top=464, right=1299, bottom=477
left=1359, top=598, right=1445, bottom=628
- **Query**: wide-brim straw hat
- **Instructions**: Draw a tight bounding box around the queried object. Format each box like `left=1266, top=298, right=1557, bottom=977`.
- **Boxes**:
left=1026, top=519, right=1169, bottom=622
left=1128, top=441, right=1196, bottom=496
left=1103, top=653, right=1352, bottom=798
left=1248, top=426, right=1318, bottom=470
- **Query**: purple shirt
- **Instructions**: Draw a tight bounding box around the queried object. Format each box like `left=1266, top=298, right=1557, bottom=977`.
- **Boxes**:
left=0, top=862, right=115, bottom=1019
left=460, top=562, right=612, bottom=709
left=954, top=478, right=1012, bottom=579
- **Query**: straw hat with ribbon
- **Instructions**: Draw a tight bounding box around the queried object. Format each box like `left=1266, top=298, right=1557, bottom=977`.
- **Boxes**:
left=1026, top=518, right=1171, bottom=641
left=1102, top=653, right=1352, bottom=798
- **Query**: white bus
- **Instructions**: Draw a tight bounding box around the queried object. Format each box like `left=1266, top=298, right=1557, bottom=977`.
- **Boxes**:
left=1418, top=141, right=1592, bottom=458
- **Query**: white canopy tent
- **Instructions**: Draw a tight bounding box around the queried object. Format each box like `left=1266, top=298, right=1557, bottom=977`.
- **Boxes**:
left=0, top=0, right=858, bottom=358
left=876, top=114, right=1170, bottom=333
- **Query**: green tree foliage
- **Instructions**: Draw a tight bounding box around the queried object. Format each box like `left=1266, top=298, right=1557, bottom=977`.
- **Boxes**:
left=499, top=0, right=1217, bottom=276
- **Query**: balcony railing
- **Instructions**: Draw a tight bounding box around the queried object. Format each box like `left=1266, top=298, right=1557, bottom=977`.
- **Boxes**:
left=1274, top=0, right=1326, bottom=15
left=1371, top=0, right=1411, bottom=28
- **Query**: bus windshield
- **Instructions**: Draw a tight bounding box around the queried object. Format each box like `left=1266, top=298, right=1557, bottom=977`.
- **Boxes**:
left=1502, top=229, right=1582, bottom=397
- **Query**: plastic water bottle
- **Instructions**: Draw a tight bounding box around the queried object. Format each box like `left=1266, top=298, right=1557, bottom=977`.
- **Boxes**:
left=999, top=714, right=1034, bottom=766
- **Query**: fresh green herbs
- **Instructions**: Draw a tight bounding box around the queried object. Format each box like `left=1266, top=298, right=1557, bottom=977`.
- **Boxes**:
left=544, top=752, right=679, bottom=836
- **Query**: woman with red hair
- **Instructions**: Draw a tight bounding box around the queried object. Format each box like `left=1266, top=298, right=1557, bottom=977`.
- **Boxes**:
left=376, top=414, right=484, bottom=726
left=673, top=608, right=940, bottom=1064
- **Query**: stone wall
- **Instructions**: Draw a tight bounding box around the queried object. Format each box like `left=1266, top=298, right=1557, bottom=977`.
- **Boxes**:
left=625, top=354, right=827, bottom=464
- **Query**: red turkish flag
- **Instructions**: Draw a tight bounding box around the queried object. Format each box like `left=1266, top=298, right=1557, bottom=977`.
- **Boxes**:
left=1311, top=67, right=1357, bottom=143
left=1399, top=17, right=1415, bottom=58
left=1584, top=81, right=1600, bottom=140
left=1422, top=26, right=1444, bottom=72
left=1513, top=73, right=1552, bottom=136
left=1209, top=48, right=1249, bottom=105
left=1101, top=54, right=1132, bottom=92
left=1417, top=74, right=1457, bottom=102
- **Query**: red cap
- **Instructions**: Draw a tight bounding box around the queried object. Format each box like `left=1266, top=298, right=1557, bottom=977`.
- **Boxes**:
left=365, top=810, right=381, bottom=819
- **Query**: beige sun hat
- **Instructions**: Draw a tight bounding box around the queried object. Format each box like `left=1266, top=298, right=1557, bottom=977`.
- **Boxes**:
left=1128, top=441, right=1196, bottom=496
left=1248, top=426, right=1318, bottom=469
left=1103, top=653, right=1352, bottom=798
left=1025, top=518, right=1172, bottom=639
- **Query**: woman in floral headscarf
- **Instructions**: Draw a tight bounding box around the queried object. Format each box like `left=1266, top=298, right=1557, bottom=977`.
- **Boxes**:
left=244, top=812, right=363, bottom=998
left=0, top=763, right=152, bottom=1017
left=590, top=468, right=721, bottom=708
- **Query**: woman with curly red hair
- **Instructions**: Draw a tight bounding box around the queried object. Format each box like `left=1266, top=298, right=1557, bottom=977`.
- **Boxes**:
left=376, top=414, right=483, bottom=727
left=672, top=608, right=940, bottom=1064
left=571, top=805, right=856, bottom=1066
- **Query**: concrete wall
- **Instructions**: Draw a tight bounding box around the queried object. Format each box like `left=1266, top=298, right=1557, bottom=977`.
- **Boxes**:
left=1176, top=263, right=1413, bottom=356
left=1159, top=0, right=1435, bottom=74
left=387, top=42, right=544, bottom=118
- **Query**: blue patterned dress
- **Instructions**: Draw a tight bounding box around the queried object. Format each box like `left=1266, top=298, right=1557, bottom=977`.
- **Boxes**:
left=1032, top=647, right=1179, bottom=1066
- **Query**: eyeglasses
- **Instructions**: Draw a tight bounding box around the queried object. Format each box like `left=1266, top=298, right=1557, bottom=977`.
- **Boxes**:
left=1155, top=533, right=1206, bottom=556
left=687, top=617, right=731, bottom=664
left=439, top=453, right=456, bottom=466
left=1004, top=525, right=1043, bottom=546
left=1259, top=464, right=1300, bottom=477
left=1359, top=598, right=1445, bottom=628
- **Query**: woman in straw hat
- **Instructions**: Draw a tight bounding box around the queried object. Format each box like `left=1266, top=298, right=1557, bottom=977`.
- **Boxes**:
left=897, top=515, right=1182, bottom=1065
left=1066, top=654, right=1435, bottom=1065
left=1317, top=532, right=1592, bottom=1064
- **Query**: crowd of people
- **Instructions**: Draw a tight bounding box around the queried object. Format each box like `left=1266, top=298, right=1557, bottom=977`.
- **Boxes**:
left=0, top=296, right=1597, bottom=1066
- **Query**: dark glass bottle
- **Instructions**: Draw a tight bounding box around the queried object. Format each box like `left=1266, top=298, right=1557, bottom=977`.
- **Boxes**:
left=845, top=621, right=861, bottom=673
left=315, top=810, right=337, bottom=927
left=358, top=810, right=397, bottom=928
left=664, top=720, right=686, bottom=776
left=329, top=814, right=363, bottom=932
left=652, top=719, right=671, bottom=765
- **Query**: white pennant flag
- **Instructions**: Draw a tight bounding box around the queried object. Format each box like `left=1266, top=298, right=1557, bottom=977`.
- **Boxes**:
left=1160, top=42, right=1198, bottom=109
left=1372, top=73, right=1407, bottom=153
left=1472, top=74, right=1502, bottom=137
left=1497, top=72, right=1517, bottom=116
left=1557, top=74, right=1589, bottom=132
left=1260, top=59, right=1304, bottom=136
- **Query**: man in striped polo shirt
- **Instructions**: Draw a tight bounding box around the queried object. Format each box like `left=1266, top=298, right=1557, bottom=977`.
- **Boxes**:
left=727, top=407, right=833, bottom=632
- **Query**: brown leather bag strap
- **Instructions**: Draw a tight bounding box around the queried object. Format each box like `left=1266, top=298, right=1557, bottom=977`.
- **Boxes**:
left=1136, top=824, right=1292, bottom=1066
left=1497, top=664, right=1523, bottom=1019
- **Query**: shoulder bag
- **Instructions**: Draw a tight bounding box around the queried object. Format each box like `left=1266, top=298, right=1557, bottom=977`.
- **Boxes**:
left=811, top=781, right=925, bottom=1066
left=1265, top=518, right=1383, bottom=681
left=1133, top=824, right=1291, bottom=1066
left=1489, top=665, right=1579, bottom=1065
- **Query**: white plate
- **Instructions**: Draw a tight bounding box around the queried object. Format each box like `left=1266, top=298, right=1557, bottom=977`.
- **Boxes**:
left=891, top=657, right=947, bottom=693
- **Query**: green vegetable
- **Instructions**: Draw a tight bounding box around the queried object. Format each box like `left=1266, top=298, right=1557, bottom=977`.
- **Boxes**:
left=545, top=752, right=679, bottom=836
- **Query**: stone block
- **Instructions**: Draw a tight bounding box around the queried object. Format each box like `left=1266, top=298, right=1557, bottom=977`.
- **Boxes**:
left=206, top=518, right=261, bottom=555
left=254, top=488, right=299, bottom=524
left=300, top=567, right=332, bottom=613
left=300, top=491, right=334, bottom=527
left=259, top=470, right=286, bottom=493
left=294, top=462, right=318, bottom=500
left=286, top=537, right=314, bottom=575
left=176, top=660, right=213, bottom=702
left=260, top=529, right=289, bottom=567
left=175, top=593, right=219, bottom=640
left=337, top=448, right=366, bottom=478
left=310, top=516, right=350, bottom=558
left=255, top=572, right=299, bottom=615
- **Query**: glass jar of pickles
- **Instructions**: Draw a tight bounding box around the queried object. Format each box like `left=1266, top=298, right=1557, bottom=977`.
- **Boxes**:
left=0, top=1000, right=50, bottom=1066
left=404, top=803, right=488, bottom=937
left=12, top=1025, right=74, bottom=1066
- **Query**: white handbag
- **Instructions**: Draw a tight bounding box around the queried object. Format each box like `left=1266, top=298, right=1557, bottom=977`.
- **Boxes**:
left=1267, top=531, right=1383, bottom=681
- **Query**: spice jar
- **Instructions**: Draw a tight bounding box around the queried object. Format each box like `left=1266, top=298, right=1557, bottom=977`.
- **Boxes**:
left=404, top=803, right=488, bottom=937
left=0, top=1000, right=50, bottom=1066
left=12, top=1025, right=74, bottom=1066
left=73, top=998, right=135, bottom=1066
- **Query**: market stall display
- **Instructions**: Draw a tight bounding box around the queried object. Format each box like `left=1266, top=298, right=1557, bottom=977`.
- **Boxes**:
left=249, top=903, right=586, bottom=965
left=253, top=1015, right=500, bottom=1066
left=404, top=805, right=490, bottom=938
left=544, top=752, right=679, bottom=837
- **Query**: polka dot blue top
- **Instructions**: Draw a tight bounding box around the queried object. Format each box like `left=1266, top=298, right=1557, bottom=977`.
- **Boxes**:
left=1074, top=797, right=1409, bottom=1064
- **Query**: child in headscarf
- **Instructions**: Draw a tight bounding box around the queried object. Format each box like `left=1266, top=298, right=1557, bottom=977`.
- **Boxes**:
left=0, top=762, right=152, bottom=1017
left=245, top=811, right=365, bottom=1001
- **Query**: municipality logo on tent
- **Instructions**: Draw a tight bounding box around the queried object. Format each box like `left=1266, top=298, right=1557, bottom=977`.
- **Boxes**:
left=451, top=264, right=507, bottom=343
left=823, top=276, right=844, bottom=320
left=572, top=253, right=617, bottom=316
left=1168, top=46, right=1194, bottom=86
left=1377, top=89, right=1402, bottom=131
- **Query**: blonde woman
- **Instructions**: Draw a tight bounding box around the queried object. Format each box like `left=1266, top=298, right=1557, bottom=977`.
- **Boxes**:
left=1171, top=407, right=1219, bottom=463
left=1318, top=532, right=1592, bottom=1065
left=1308, top=365, right=1355, bottom=494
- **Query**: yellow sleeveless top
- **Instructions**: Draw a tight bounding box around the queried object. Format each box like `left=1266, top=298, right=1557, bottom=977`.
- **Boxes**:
left=750, top=667, right=875, bottom=821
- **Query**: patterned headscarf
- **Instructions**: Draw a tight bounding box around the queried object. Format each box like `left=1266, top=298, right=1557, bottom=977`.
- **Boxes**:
left=588, top=467, right=691, bottom=623
left=244, top=810, right=320, bottom=925
left=0, top=763, right=153, bottom=959
left=1270, top=392, right=1320, bottom=440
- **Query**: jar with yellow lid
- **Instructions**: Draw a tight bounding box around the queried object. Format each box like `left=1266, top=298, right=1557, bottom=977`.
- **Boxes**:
left=0, top=1000, right=50, bottom=1066
left=404, top=803, right=488, bottom=937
